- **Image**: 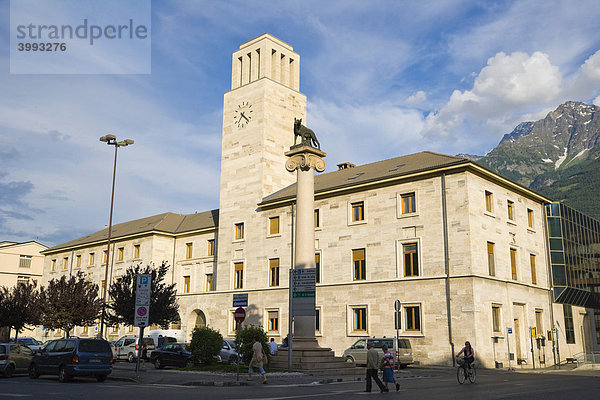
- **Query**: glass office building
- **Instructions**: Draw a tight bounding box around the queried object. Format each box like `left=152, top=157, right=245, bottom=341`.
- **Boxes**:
left=546, top=203, right=600, bottom=310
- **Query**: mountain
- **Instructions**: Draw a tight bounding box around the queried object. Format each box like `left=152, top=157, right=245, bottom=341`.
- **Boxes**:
left=477, top=101, right=600, bottom=220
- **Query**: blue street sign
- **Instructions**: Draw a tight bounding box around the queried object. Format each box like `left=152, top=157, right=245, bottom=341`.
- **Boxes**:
left=233, top=293, right=248, bottom=307
left=508, top=328, right=513, bottom=334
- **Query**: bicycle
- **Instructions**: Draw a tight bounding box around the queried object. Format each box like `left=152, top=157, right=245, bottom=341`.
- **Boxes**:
left=456, top=357, right=476, bottom=384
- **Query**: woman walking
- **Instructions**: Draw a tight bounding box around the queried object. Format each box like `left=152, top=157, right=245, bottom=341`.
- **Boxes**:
left=248, top=336, right=268, bottom=384
left=381, top=345, right=400, bottom=392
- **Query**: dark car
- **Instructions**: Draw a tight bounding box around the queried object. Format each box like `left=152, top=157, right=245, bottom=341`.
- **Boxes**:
left=1, top=343, right=35, bottom=377
left=150, top=343, right=192, bottom=369
left=29, top=338, right=113, bottom=382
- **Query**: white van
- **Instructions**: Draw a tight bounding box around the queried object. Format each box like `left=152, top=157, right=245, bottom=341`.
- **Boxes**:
left=144, top=330, right=186, bottom=348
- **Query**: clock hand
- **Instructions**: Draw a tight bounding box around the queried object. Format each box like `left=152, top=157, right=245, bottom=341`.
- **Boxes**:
left=241, top=112, right=249, bottom=122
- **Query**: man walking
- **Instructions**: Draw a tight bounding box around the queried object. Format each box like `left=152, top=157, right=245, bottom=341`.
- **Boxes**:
left=365, top=342, right=386, bottom=393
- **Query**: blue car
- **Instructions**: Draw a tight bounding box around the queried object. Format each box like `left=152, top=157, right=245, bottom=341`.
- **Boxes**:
left=29, top=338, right=113, bottom=382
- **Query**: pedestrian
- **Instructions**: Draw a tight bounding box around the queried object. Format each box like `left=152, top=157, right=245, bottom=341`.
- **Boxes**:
left=381, top=345, right=400, bottom=392
left=248, top=336, right=268, bottom=384
left=269, top=338, right=278, bottom=355
left=365, top=342, right=386, bottom=393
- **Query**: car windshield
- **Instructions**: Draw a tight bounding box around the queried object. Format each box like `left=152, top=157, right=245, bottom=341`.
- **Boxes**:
left=20, top=338, right=37, bottom=345
left=78, top=340, right=112, bottom=353
left=0, top=346, right=6, bottom=354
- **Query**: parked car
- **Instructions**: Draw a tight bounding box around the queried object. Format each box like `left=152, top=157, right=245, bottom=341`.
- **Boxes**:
left=150, top=343, right=192, bottom=369
left=144, top=329, right=186, bottom=347
left=28, top=338, right=113, bottom=382
left=13, top=338, right=43, bottom=352
left=0, top=343, right=35, bottom=378
left=113, top=335, right=155, bottom=363
left=343, top=337, right=413, bottom=367
left=218, top=340, right=240, bottom=364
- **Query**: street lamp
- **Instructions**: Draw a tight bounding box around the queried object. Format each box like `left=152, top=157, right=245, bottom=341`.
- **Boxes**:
left=99, top=134, right=134, bottom=338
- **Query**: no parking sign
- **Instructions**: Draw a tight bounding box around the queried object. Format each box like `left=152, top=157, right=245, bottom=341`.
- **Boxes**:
left=134, top=274, right=151, bottom=327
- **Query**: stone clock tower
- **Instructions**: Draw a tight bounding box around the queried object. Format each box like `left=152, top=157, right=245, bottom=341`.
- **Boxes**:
left=216, top=34, right=307, bottom=290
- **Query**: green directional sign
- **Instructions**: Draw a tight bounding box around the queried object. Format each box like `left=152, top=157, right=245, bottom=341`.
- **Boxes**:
left=292, top=268, right=316, bottom=316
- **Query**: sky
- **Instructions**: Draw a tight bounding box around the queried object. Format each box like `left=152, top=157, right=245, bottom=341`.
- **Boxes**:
left=1, top=0, right=600, bottom=247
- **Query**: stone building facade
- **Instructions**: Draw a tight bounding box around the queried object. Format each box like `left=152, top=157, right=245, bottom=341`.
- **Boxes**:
left=41, top=34, right=599, bottom=366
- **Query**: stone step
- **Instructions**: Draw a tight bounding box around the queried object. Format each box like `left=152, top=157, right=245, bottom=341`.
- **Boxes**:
left=269, top=360, right=354, bottom=370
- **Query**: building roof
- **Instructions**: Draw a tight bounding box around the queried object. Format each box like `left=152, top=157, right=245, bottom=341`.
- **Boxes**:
left=261, top=151, right=470, bottom=205
left=43, top=210, right=218, bottom=254
left=0, top=241, right=47, bottom=250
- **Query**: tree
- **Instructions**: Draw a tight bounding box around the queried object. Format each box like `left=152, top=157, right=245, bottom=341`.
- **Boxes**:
left=189, top=326, right=222, bottom=365
left=0, top=286, right=12, bottom=340
left=5, top=282, right=41, bottom=341
left=40, top=272, right=102, bottom=337
left=106, top=261, right=179, bottom=328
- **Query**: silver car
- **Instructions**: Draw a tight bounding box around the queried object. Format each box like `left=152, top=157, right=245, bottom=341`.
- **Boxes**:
left=0, top=343, right=35, bottom=377
left=219, top=340, right=240, bottom=364
left=343, top=337, right=413, bottom=367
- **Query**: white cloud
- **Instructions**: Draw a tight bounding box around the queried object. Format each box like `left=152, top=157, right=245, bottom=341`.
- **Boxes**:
left=405, top=91, right=427, bottom=106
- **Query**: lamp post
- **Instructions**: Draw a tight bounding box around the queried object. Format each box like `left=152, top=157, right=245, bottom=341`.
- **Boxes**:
left=99, top=134, right=134, bottom=338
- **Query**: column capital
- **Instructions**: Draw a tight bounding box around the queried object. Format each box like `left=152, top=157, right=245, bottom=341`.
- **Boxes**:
left=285, top=145, right=327, bottom=172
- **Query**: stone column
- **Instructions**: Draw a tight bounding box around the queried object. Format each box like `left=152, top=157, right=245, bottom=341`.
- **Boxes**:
left=285, top=145, right=326, bottom=348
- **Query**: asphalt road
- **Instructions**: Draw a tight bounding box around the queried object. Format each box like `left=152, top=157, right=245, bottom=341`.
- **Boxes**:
left=1, top=367, right=599, bottom=400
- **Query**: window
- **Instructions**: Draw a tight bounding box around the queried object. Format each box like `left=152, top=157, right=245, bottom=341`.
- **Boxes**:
left=234, top=262, right=244, bottom=289
left=76, top=255, right=81, bottom=268
left=269, top=216, right=280, bottom=235
left=82, top=326, right=88, bottom=335
left=208, top=239, right=215, bottom=256
left=594, top=312, right=600, bottom=344
left=235, top=223, right=244, bottom=240
left=117, top=247, right=124, bottom=261
left=89, top=253, right=95, bottom=265
left=487, top=242, right=495, bottom=276
left=128, top=325, right=134, bottom=333
left=352, top=307, right=367, bottom=331
left=314, top=209, right=320, bottom=228
left=527, top=209, right=534, bottom=229
left=206, top=274, right=213, bottom=291
left=185, top=243, right=193, bottom=259
left=510, top=248, right=517, bottom=280
left=563, top=305, right=575, bottom=344
left=268, top=311, right=279, bottom=332
left=111, top=324, right=119, bottom=334
left=401, top=192, right=416, bottom=214
left=134, top=244, right=140, bottom=259
left=19, top=255, right=32, bottom=268
left=535, top=310, right=543, bottom=334
left=351, top=202, right=364, bottom=222
left=530, top=254, right=537, bottom=284
left=17, top=276, right=29, bottom=285
left=101, top=280, right=106, bottom=296
left=403, top=243, right=419, bottom=277
left=269, top=258, right=280, bottom=287
left=51, top=259, right=56, bottom=271
left=232, top=311, right=241, bottom=332
left=315, top=308, right=321, bottom=333
left=405, top=305, right=421, bottom=331
left=492, top=305, right=501, bottom=332
left=485, top=191, right=493, bottom=213
left=103, top=250, right=108, bottom=264
left=63, top=257, right=68, bottom=269
left=507, top=200, right=515, bottom=220
left=352, top=249, right=366, bottom=280
left=183, top=276, right=190, bottom=293
left=315, top=252, right=321, bottom=284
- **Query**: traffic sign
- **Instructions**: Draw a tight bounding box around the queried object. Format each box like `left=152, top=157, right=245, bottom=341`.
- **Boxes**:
left=233, top=293, right=248, bottom=307
left=508, top=328, right=513, bottom=334
left=291, top=268, right=316, bottom=317
left=394, top=300, right=401, bottom=311
left=134, top=274, right=151, bottom=327
left=234, top=307, right=246, bottom=324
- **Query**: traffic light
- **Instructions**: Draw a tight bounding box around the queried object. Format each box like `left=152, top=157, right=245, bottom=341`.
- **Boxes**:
left=547, top=330, right=553, bottom=341
left=531, top=327, right=537, bottom=338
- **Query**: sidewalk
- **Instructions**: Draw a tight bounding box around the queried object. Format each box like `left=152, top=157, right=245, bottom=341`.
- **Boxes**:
left=109, top=362, right=428, bottom=386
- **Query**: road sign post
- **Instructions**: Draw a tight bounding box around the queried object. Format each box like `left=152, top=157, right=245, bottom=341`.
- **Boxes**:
left=134, top=274, right=151, bottom=378
left=507, top=327, right=513, bottom=371
left=233, top=307, right=246, bottom=381
left=394, top=300, right=401, bottom=370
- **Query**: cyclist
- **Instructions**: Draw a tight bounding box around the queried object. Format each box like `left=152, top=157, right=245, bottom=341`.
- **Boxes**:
left=456, top=341, right=475, bottom=371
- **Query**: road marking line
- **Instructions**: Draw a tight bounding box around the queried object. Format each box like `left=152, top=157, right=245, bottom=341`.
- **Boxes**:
left=235, top=389, right=357, bottom=400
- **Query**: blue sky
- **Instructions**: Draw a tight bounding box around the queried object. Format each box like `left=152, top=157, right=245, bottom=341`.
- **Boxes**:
left=1, top=0, right=600, bottom=247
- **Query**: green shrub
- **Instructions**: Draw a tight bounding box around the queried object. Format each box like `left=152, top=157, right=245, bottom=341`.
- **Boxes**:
left=189, top=326, right=222, bottom=365
left=235, top=325, right=269, bottom=366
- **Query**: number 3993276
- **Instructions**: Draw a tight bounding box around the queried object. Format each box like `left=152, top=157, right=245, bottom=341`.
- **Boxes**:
left=18, top=42, right=66, bottom=51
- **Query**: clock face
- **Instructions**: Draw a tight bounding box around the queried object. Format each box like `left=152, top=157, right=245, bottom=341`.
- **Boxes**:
left=234, top=101, right=253, bottom=128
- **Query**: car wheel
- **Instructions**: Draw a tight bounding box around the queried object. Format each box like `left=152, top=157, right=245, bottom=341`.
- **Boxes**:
left=96, top=375, right=107, bottom=382
left=228, top=356, right=238, bottom=365
left=185, top=359, right=193, bottom=368
left=3, top=364, right=15, bottom=378
left=345, top=356, right=355, bottom=364
left=127, top=353, right=135, bottom=363
left=154, top=358, right=163, bottom=369
left=28, top=363, right=40, bottom=379
left=58, top=366, right=71, bottom=383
